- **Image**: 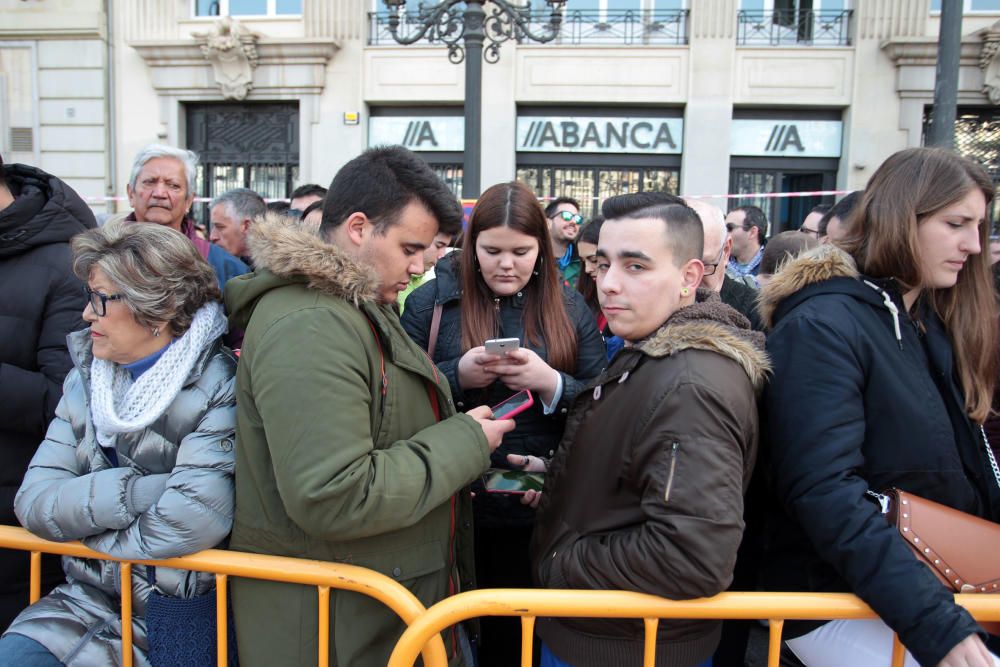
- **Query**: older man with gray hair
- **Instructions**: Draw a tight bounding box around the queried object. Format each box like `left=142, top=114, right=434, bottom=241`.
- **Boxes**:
left=210, top=188, right=265, bottom=266
left=123, top=144, right=248, bottom=290
left=685, top=197, right=763, bottom=331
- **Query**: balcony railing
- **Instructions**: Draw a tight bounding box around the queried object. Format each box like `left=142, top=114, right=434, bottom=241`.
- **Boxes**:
left=368, top=9, right=689, bottom=47
left=737, top=9, right=852, bottom=46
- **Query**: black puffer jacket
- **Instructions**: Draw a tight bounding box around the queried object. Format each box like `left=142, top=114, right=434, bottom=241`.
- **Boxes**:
left=0, top=163, right=95, bottom=626
left=401, top=252, right=606, bottom=526
left=758, top=245, right=1000, bottom=666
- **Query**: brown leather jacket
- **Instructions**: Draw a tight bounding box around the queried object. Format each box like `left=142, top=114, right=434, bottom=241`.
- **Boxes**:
left=531, top=293, right=769, bottom=667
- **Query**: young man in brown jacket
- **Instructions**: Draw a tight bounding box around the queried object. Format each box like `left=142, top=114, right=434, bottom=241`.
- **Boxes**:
left=530, top=196, right=769, bottom=667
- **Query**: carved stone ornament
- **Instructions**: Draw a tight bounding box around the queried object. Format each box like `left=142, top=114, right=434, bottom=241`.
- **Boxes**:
left=980, top=19, right=1000, bottom=105
left=193, top=17, right=259, bottom=101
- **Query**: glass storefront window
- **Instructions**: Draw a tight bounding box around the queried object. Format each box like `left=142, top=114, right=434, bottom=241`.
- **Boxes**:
left=516, top=165, right=680, bottom=219
left=431, top=164, right=463, bottom=198
left=194, top=0, right=302, bottom=17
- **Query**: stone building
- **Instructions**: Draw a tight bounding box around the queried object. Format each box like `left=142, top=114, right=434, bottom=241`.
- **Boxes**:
left=3, top=0, right=1000, bottom=229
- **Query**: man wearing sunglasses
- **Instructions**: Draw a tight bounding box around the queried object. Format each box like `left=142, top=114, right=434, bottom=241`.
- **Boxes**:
left=545, top=197, right=584, bottom=289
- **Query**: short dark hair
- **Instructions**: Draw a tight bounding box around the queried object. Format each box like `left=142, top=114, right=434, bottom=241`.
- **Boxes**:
left=600, top=192, right=684, bottom=220
left=291, top=183, right=327, bottom=202
left=760, top=230, right=819, bottom=275
left=606, top=203, right=704, bottom=268
left=544, top=196, right=582, bottom=218
left=319, top=145, right=463, bottom=237
left=819, top=191, right=862, bottom=236
left=266, top=200, right=291, bottom=215
left=0, top=152, right=5, bottom=186
left=729, top=205, right=768, bottom=243
left=578, top=215, right=604, bottom=245
left=301, top=199, right=323, bottom=219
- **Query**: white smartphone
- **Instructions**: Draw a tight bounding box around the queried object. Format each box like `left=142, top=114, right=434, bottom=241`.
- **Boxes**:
left=484, top=337, right=520, bottom=355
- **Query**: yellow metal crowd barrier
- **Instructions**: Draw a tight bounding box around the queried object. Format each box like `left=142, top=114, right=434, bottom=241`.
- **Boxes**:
left=387, top=588, right=1000, bottom=667
left=5, top=521, right=1000, bottom=667
left=0, top=525, right=448, bottom=667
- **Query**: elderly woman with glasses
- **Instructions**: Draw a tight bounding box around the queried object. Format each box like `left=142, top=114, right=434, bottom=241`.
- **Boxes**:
left=0, top=221, right=236, bottom=666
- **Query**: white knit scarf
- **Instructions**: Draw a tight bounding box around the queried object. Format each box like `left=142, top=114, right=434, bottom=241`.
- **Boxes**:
left=90, top=302, right=228, bottom=447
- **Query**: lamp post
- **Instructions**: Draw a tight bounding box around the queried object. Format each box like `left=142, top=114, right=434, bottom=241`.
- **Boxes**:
left=381, top=0, right=566, bottom=198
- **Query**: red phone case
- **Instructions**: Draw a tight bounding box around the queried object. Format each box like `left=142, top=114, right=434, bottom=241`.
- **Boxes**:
left=491, top=390, right=534, bottom=420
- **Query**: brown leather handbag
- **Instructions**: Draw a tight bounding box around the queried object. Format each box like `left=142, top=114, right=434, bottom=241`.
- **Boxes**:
left=885, top=489, right=1000, bottom=594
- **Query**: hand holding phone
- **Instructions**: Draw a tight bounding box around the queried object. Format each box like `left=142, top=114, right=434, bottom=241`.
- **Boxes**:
left=484, top=337, right=520, bottom=355
left=482, top=468, right=545, bottom=495
left=490, top=390, right=534, bottom=420
left=457, top=346, right=501, bottom=390
left=466, top=405, right=514, bottom=453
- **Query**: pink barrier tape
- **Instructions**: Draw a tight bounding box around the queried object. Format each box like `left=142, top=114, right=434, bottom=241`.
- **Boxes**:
left=84, top=190, right=851, bottom=205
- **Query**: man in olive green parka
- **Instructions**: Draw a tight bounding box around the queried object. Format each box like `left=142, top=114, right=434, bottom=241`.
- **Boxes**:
left=225, top=147, right=513, bottom=666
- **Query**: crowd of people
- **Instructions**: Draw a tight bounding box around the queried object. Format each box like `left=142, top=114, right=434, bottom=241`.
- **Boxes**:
left=0, top=141, right=998, bottom=667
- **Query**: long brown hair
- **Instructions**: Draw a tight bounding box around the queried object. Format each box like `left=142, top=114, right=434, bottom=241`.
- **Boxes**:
left=840, top=147, right=998, bottom=422
left=460, top=181, right=577, bottom=373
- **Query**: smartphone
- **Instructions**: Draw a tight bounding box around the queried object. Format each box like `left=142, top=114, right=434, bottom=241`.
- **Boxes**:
left=491, top=390, right=534, bottom=420
left=483, top=468, right=545, bottom=495
left=484, top=337, right=520, bottom=355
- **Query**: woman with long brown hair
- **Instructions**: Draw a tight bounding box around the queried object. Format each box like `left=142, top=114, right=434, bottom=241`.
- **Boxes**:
left=759, top=147, right=1000, bottom=666
left=402, top=181, right=606, bottom=667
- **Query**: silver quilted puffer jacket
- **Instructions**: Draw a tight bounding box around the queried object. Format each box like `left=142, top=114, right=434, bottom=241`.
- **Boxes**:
left=4, top=328, right=237, bottom=666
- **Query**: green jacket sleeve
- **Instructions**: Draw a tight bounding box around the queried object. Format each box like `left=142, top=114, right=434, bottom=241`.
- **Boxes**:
left=253, top=306, right=490, bottom=541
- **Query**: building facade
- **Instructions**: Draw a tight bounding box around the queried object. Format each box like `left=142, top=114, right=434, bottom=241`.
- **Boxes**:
left=3, top=0, right=1000, bottom=230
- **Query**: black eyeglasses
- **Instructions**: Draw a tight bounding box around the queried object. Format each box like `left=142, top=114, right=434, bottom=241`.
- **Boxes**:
left=84, top=286, right=124, bottom=317
left=799, top=225, right=821, bottom=237
left=553, top=211, right=583, bottom=225
left=726, top=222, right=745, bottom=233
left=702, top=242, right=727, bottom=276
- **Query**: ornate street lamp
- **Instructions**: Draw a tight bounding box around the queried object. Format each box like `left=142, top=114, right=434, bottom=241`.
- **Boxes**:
left=381, top=0, right=566, bottom=197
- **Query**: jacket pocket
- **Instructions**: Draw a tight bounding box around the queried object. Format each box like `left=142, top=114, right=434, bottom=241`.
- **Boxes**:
left=351, top=539, right=446, bottom=583
left=664, top=441, right=680, bottom=503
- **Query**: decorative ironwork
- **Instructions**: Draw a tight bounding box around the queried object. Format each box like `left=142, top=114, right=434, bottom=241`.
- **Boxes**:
left=736, top=9, right=852, bottom=47
left=370, top=9, right=689, bottom=47
left=377, top=0, right=563, bottom=64
left=187, top=102, right=300, bottom=223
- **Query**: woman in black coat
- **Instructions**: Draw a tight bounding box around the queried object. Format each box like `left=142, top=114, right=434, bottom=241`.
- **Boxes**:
left=402, top=181, right=606, bottom=667
left=0, top=159, right=95, bottom=630
left=758, top=148, right=1000, bottom=667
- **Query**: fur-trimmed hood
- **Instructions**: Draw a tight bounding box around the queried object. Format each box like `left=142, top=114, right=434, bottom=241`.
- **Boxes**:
left=757, top=244, right=862, bottom=329
left=636, top=290, right=770, bottom=392
left=225, top=213, right=380, bottom=329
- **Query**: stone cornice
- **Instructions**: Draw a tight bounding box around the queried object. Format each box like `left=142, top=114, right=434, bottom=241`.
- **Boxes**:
left=129, top=37, right=338, bottom=97
left=130, top=38, right=338, bottom=66
left=881, top=36, right=984, bottom=66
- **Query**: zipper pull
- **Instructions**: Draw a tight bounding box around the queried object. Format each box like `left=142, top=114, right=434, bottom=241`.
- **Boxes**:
left=664, top=442, right=679, bottom=502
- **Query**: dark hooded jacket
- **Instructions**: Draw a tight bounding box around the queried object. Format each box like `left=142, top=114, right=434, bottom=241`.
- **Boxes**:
left=758, top=245, right=1000, bottom=666
left=400, top=251, right=607, bottom=527
left=530, top=292, right=769, bottom=667
left=0, top=163, right=95, bottom=627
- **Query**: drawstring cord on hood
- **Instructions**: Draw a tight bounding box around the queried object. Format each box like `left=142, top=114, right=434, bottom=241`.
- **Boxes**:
left=862, top=280, right=902, bottom=350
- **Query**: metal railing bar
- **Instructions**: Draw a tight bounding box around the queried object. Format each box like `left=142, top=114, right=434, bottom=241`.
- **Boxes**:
left=318, top=585, right=331, bottom=667
left=767, top=618, right=783, bottom=667
left=387, top=588, right=1000, bottom=667
left=891, top=635, right=906, bottom=667
left=29, top=551, right=41, bottom=603
left=520, top=615, right=534, bottom=667
left=216, top=573, right=229, bottom=667
left=4, top=525, right=446, bottom=667
left=643, top=617, right=658, bottom=667
left=121, top=562, right=133, bottom=667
